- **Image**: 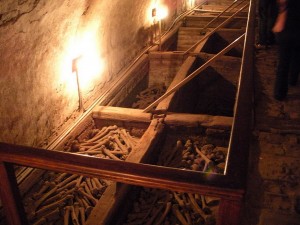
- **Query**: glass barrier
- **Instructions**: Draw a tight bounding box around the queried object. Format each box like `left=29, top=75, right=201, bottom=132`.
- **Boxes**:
left=7, top=168, right=221, bottom=225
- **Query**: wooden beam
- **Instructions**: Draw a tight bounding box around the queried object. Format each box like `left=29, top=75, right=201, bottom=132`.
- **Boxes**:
left=0, top=142, right=245, bottom=196
left=86, top=119, right=165, bottom=225
left=194, top=53, right=242, bottom=86
left=143, top=33, right=245, bottom=113
left=86, top=183, right=119, bottom=225
left=154, top=35, right=208, bottom=112
left=164, top=113, right=233, bottom=129
left=92, top=106, right=151, bottom=123
left=126, top=119, right=165, bottom=163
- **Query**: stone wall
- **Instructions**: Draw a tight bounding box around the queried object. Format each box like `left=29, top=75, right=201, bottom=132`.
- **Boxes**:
left=0, top=0, right=194, bottom=147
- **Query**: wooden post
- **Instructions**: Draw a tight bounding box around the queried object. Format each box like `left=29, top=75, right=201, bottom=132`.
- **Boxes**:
left=0, top=162, right=29, bottom=225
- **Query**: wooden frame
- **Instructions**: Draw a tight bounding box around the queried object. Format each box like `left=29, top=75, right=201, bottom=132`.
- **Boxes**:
left=0, top=0, right=256, bottom=224
left=0, top=142, right=244, bottom=225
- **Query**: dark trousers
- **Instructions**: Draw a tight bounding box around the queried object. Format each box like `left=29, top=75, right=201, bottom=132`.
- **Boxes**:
left=274, top=34, right=300, bottom=98
left=258, top=0, right=277, bottom=45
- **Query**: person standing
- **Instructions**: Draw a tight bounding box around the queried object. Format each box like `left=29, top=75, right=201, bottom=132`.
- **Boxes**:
left=256, top=0, right=277, bottom=49
left=273, top=0, right=300, bottom=100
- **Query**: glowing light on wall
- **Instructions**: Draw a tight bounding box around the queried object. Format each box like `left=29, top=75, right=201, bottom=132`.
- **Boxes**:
left=146, top=1, right=169, bottom=25
left=148, top=1, right=169, bottom=50
left=59, top=23, right=105, bottom=98
left=156, top=5, right=169, bottom=20
left=72, top=56, right=84, bottom=111
left=186, top=0, right=195, bottom=9
left=72, top=31, right=104, bottom=89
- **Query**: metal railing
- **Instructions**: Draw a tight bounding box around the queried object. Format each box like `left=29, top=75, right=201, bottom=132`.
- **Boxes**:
left=200, top=0, right=248, bottom=34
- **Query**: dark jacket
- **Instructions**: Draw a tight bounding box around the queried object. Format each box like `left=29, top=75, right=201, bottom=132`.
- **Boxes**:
left=280, top=0, right=300, bottom=41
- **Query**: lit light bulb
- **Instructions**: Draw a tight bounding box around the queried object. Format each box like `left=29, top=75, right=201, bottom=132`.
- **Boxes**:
left=156, top=6, right=168, bottom=20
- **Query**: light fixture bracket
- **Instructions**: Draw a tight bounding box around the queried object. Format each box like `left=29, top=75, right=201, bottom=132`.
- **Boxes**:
left=72, top=55, right=82, bottom=73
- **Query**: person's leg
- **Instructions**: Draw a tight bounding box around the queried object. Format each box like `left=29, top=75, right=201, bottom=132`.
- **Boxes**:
left=274, top=39, right=292, bottom=100
left=289, top=43, right=300, bottom=86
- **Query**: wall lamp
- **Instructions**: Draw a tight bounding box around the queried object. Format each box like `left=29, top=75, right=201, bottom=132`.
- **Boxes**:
left=152, top=6, right=168, bottom=51
left=72, top=56, right=85, bottom=112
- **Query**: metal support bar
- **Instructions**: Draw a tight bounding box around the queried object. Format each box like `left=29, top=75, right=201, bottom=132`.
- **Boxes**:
left=75, top=70, right=84, bottom=112
left=200, top=0, right=248, bottom=34
left=143, top=33, right=245, bottom=113
left=228, top=0, right=249, bottom=12
left=183, top=3, right=249, bottom=55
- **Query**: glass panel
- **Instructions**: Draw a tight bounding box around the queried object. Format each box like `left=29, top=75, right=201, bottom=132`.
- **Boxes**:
left=12, top=167, right=220, bottom=225
left=62, top=118, right=229, bottom=175
left=20, top=169, right=109, bottom=225
left=66, top=123, right=145, bottom=161
left=118, top=186, right=220, bottom=225
left=155, top=126, right=229, bottom=174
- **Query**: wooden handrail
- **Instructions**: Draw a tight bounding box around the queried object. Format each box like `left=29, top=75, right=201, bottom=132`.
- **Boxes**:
left=0, top=143, right=245, bottom=193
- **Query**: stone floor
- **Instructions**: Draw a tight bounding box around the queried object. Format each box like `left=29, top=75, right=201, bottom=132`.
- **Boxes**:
left=242, top=45, right=300, bottom=225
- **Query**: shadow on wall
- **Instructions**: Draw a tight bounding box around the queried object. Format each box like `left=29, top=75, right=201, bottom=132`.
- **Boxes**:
left=137, top=26, right=153, bottom=46
left=0, top=0, right=41, bottom=26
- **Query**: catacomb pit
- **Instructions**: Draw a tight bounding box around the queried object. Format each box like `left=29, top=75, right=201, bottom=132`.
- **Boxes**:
left=17, top=65, right=235, bottom=224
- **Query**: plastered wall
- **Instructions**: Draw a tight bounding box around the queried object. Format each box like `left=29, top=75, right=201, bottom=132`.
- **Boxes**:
left=0, top=0, right=192, bottom=147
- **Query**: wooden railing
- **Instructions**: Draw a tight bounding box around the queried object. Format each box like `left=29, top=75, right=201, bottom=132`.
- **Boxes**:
left=0, top=142, right=244, bottom=225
